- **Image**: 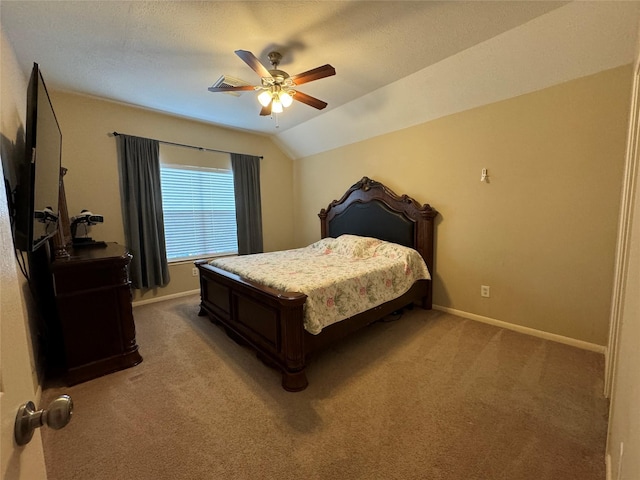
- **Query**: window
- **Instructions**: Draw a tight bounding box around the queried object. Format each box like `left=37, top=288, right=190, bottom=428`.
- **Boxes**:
left=159, top=164, right=238, bottom=262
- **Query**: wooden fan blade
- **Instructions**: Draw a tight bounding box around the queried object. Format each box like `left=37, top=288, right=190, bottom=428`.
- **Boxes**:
left=235, top=50, right=273, bottom=79
left=260, top=101, right=272, bottom=116
left=208, top=86, right=256, bottom=92
left=293, top=91, right=328, bottom=110
left=290, top=65, right=336, bottom=86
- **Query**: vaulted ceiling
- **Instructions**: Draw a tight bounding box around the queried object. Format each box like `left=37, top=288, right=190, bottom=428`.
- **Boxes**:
left=2, top=1, right=639, bottom=159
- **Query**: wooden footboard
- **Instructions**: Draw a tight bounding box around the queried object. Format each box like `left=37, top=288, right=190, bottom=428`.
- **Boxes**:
left=196, top=260, right=310, bottom=391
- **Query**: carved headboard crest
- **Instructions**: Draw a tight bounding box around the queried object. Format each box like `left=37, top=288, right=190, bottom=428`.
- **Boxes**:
left=319, top=177, right=436, bottom=219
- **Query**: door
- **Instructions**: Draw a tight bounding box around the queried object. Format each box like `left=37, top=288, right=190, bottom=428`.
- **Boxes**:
left=0, top=160, right=48, bottom=479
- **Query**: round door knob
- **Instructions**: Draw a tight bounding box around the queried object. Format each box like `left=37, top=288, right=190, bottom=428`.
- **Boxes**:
left=42, top=395, right=73, bottom=430
left=14, top=395, right=74, bottom=446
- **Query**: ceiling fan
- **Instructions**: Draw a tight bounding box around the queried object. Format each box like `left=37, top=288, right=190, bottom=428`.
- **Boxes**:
left=208, top=50, right=336, bottom=117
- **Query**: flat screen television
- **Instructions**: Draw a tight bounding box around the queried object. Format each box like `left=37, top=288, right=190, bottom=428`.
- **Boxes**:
left=14, top=63, right=62, bottom=251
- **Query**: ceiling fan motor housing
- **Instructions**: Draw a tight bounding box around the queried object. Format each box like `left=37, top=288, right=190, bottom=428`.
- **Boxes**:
left=265, top=70, right=291, bottom=85
left=265, top=52, right=294, bottom=85
left=267, top=51, right=282, bottom=68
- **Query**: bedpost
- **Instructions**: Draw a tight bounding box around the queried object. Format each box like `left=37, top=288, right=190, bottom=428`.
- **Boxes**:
left=417, top=206, right=438, bottom=309
left=318, top=209, right=328, bottom=238
left=280, top=299, right=309, bottom=391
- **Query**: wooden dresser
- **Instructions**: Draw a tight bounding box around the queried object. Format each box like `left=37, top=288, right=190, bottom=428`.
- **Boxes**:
left=43, top=243, right=142, bottom=385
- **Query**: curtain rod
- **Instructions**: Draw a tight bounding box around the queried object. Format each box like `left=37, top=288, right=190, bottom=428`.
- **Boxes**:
left=111, top=132, right=263, bottom=159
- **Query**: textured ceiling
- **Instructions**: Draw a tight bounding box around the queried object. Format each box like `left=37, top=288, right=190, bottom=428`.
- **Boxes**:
left=1, top=1, right=639, bottom=158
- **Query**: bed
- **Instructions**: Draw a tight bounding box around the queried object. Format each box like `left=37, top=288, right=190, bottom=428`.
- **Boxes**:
left=195, top=177, right=438, bottom=391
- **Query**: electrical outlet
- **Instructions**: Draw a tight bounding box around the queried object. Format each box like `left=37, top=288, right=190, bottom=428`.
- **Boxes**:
left=192, top=267, right=198, bottom=277
left=481, top=285, right=490, bottom=298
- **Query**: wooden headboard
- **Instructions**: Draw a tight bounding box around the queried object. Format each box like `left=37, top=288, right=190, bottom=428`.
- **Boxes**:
left=318, top=177, right=438, bottom=275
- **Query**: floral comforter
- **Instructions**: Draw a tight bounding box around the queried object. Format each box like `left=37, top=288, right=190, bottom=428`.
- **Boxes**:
left=208, top=235, right=431, bottom=335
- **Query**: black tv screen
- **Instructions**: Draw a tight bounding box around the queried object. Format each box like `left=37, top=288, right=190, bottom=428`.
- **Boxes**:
left=15, top=63, right=62, bottom=251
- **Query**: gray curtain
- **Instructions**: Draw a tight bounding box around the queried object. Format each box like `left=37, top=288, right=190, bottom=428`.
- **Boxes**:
left=116, top=134, right=170, bottom=288
left=231, top=154, right=263, bottom=255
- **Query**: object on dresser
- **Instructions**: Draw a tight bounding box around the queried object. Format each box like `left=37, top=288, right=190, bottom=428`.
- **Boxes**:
left=71, top=209, right=105, bottom=246
left=73, top=237, right=107, bottom=248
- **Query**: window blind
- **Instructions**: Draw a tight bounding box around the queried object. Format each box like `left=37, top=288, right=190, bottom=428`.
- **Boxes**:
left=160, top=164, right=238, bottom=261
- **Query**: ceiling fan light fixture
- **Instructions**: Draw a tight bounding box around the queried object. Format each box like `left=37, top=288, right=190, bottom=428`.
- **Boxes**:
left=272, top=98, right=284, bottom=113
left=279, top=90, right=293, bottom=108
left=257, top=90, right=272, bottom=107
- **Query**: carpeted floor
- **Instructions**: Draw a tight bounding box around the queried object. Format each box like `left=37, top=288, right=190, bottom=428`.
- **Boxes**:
left=40, top=295, right=608, bottom=480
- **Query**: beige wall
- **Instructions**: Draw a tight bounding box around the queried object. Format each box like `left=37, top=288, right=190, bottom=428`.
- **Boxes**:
left=48, top=91, right=295, bottom=302
left=0, top=29, right=41, bottom=394
left=293, top=65, right=633, bottom=346
left=0, top=28, right=48, bottom=478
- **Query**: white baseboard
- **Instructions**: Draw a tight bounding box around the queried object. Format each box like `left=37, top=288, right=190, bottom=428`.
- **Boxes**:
left=432, top=305, right=606, bottom=354
left=130, top=295, right=605, bottom=353
left=132, top=289, right=200, bottom=308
